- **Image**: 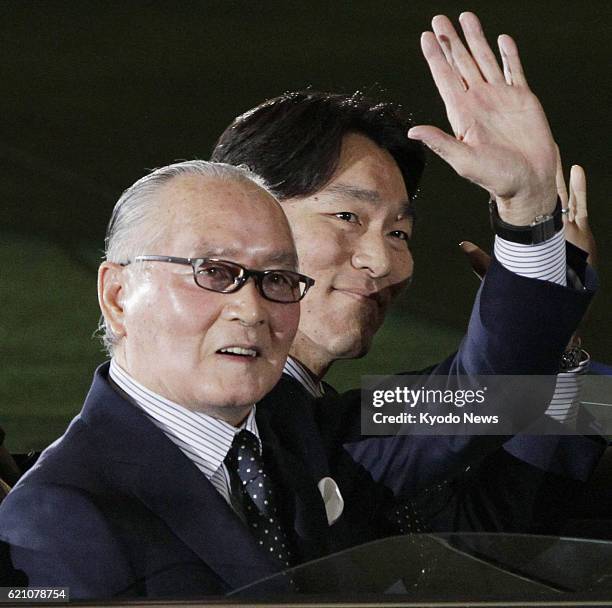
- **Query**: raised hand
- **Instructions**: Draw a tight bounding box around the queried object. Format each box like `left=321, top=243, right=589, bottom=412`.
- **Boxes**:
left=408, top=12, right=558, bottom=226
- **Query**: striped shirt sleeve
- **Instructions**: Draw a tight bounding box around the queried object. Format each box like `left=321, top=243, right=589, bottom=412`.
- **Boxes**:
left=494, top=228, right=567, bottom=287
left=543, top=356, right=590, bottom=428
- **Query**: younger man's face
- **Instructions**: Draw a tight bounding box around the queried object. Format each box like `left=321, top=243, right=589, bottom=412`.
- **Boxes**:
left=281, top=132, right=413, bottom=367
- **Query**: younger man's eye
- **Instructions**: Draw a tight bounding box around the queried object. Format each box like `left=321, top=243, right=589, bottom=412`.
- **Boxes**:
left=334, top=212, right=359, bottom=223
left=390, top=230, right=409, bottom=241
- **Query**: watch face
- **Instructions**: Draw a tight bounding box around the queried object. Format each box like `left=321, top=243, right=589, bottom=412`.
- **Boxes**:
left=532, top=214, right=552, bottom=224
left=560, top=347, right=583, bottom=371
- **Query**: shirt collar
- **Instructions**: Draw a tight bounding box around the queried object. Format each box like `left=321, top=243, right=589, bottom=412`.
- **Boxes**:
left=282, top=356, right=324, bottom=398
left=108, top=358, right=260, bottom=480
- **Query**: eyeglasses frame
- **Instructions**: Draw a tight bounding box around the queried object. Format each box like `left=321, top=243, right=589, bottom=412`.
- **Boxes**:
left=122, top=255, right=315, bottom=303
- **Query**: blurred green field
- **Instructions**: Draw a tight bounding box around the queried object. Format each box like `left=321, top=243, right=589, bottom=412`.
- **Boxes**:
left=1, top=234, right=462, bottom=452
left=1, top=235, right=105, bottom=451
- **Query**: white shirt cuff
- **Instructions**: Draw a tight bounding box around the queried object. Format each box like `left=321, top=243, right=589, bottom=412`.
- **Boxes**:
left=544, top=355, right=590, bottom=426
left=494, top=228, right=566, bottom=287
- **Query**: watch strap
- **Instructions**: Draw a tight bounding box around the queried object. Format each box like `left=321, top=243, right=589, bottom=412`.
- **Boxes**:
left=489, top=197, right=563, bottom=244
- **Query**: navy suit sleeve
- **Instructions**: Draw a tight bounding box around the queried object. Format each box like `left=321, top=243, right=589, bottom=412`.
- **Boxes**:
left=324, top=258, right=597, bottom=495
left=0, top=483, right=133, bottom=599
left=444, top=257, right=592, bottom=377
left=499, top=259, right=603, bottom=479
left=502, top=415, right=605, bottom=482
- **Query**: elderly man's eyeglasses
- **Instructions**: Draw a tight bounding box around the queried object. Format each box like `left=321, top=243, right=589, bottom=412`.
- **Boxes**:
left=125, top=255, right=315, bottom=303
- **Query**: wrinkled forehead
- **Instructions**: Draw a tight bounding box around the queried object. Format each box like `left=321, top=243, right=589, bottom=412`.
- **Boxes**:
left=159, top=175, right=298, bottom=267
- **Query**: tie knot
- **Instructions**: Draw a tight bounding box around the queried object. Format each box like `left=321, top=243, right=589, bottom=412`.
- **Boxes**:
left=226, top=430, right=263, bottom=484
left=232, top=429, right=260, bottom=455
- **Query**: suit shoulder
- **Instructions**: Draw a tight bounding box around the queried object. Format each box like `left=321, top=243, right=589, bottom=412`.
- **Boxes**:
left=0, top=481, right=117, bottom=549
left=34, top=414, right=98, bottom=463
left=11, top=415, right=111, bottom=498
left=0, top=481, right=132, bottom=597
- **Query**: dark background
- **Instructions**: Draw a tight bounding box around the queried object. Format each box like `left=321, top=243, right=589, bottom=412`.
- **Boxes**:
left=1, top=1, right=610, bottom=449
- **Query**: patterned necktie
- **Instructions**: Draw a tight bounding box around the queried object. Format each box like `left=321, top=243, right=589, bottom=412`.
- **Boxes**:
left=225, top=429, right=293, bottom=568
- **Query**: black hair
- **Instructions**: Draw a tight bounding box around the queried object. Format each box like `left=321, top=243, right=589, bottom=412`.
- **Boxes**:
left=211, top=90, right=425, bottom=200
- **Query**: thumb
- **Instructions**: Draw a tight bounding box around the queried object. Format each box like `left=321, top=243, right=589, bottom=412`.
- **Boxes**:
left=569, top=164, right=588, bottom=224
left=459, top=241, right=491, bottom=280
left=408, top=125, right=473, bottom=174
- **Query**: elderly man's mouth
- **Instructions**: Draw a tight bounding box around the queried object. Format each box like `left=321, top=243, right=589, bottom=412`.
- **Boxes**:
left=216, top=345, right=260, bottom=359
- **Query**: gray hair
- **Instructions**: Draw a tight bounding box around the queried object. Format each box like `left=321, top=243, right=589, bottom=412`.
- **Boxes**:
left=98, top=160, right=273, bottom=354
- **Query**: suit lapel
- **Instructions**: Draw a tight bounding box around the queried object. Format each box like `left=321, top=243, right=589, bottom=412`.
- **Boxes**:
left=130, top=445, right=281, bottom=589
left=82, top=364, right=281, bottom=591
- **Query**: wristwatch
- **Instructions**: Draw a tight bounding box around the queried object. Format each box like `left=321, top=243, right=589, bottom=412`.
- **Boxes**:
left=559, top=346, right=589, bottom=371
left=559, top=335, right=589, bottom=372
left=489, top=197, right=563, bottom=244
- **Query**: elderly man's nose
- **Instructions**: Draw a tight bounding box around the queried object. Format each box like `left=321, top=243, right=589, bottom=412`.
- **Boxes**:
left=222, top=279, right=267, bottom=325
left=351, top=234, right=392, bottom=277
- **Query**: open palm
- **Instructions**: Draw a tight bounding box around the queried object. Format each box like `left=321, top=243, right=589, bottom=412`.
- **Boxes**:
left=409, top=13, right=558, bottom=226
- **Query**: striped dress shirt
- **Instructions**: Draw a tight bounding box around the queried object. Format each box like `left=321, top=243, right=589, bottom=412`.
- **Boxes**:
left=283, top=357, right=324, bottom=398
left=109, top=359, right=260, bottom=506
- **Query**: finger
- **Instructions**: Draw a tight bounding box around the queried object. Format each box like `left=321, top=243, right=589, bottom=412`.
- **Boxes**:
left=567, top=164, right=596, bottom=267
left=498, top=34, right=528, bottom=87
left=459, top=241, right=491, bottom=280
left=569, top=164, right=588, bottom=223
left=420, top=31, right=466, bottom=107
left=431, top=20, right=457, bottom=73
left=458, top=12, right=505, bottom=84
left=429, top=21, right=466, bottom=89
left=432, top=14, right=483, bottom=87
left=408, top=125, right=474, bottom=176
left=554, top=145, right=569, bottom=217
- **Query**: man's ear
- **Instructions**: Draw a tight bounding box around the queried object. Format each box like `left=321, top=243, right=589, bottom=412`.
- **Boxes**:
left=98, top=262, right=127, bottom=340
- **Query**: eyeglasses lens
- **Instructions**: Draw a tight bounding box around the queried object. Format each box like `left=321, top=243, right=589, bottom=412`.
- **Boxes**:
left=194, top=261, right=303, bottom=302
left=261, top=272, right=302, bottom=303
left=195, top=261, right=241, bottom=292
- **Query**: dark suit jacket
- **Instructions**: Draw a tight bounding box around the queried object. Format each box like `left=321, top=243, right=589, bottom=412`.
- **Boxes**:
left=0, top=258, right=598, bottom=599
left=0, top=368, right=338, bottom=598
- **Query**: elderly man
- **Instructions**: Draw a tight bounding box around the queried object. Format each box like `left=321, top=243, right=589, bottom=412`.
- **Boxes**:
left=0, top=161, right=314, bottom=596
left=212, top=13, right=602, bottom=508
